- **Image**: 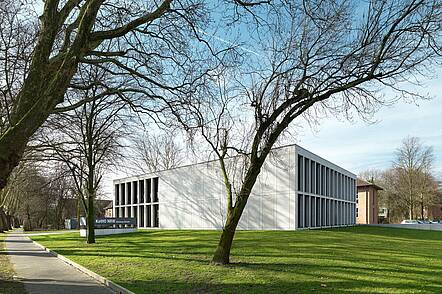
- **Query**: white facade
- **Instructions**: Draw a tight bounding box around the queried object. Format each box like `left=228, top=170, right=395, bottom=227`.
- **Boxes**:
left=113, top=145, right=357, bottom=230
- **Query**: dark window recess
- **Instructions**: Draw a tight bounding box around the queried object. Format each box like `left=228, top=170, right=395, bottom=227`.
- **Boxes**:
left=325, top=199, right=331, bottom=226
left=321, top=198, right=326, bottom=226
left=153, top=177, right=159, bottom=202
left=121, top=183, right=125, bottom=205
left=153, top=204, right=159, bottom=227
left=139, top=180, right=144, bottom=203
left=334, top=201, right=338, bottom=226
left=127, top=183, right=131, bottom=205
left=147, top=205, right=152, bottom=227
left=127, top=207, right=131, bottom=218
left=310, top=161, right=315, bottom=194
left=297, top=155, right=303, bottom=192
left=304, top=159, right=309, bottom=193
left=122, top=207, right=125, bottom=217
left=304, top=195, right=310, bottom=227
left=115, top=184, right=119, bottom=205
left=139, top=206, right=144, bottom=227
left=133, top=181, right=138, bottom=204
left=116, top=209, right=120, bottom=218
left=133, top=207, right=138, bottom=226
left=316, top=197, right=320, bottom=227
left=147, top=179, right=152, bottom=203
left=310, top=197, right=315, bottom=227
left=316, top=164, right=320, bottom=194
left=297, top=194, right=304, bottom=228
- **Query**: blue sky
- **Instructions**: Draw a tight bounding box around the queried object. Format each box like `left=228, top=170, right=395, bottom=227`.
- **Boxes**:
left=296, top=73, right=442, bottom=178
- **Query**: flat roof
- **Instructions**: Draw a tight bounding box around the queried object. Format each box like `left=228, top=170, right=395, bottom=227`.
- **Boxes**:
left=114, top=143, right=356, bottom=182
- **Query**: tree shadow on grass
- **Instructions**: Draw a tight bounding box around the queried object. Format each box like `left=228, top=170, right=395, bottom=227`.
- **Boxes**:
left=119, top=278, right=442, bottom=294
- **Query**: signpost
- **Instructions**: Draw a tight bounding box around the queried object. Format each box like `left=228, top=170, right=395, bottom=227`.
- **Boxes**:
left=79, top=217, right=137, bottom=237
left=94, top=217, right=137, bottom=228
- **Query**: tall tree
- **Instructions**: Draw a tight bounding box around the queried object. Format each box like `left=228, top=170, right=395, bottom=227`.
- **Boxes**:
left=0, top=0, right=220, bottom=190
left=391, top=136, right=435, bottom=220
left=164, top=1, right=442, bottom=264
left=34, top=68, right=129, bottom=243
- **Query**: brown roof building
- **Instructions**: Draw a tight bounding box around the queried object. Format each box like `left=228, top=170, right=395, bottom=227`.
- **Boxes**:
left=356, top=179, right=383, bottom=224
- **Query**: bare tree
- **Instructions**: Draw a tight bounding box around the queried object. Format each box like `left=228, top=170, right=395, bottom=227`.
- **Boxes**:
left=33, top=68, right=129, bottom=243
left=390, top=137, right=436, bottom=220
left=164, top=1, right=442, bottom=264
left=130, top=131, right=185, bottom=173
left=0, top=0, right=232, bottom=190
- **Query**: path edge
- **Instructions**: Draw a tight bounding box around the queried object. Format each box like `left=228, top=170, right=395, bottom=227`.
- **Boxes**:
left=31, top=239, right=134, bottom=294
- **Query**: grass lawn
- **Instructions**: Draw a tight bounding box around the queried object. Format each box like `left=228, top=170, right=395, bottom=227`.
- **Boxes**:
left=0, top=233, right=26, bottom=294
left=30, top=226, right=442, bottom=294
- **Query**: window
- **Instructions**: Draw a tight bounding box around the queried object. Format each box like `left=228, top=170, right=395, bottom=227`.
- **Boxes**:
left=120, top=183, right=125, bottom=205
left=127, top=182, right=131, bottom=205
left=133, top=206, right=138, bottom=226
left=310, top=160, right=315, bottom=194
left=316, top=164, right=320, bottom=195
left=321, top=165, right=325, bottom=196
left=297, top=155, right=304, bottom=192
left=146, top=179, right=152, bottom=203
left=115, top=184, right=119, bottom=205
left=326, top=168, right=330, bottom=196
left=310, top=196, right=315, bottom=227
left=139, top=180, right=144, bottom=203
left=139, top=206, right=144, bottom=227
left=316, top=197, right=320, bottom=227
left=304, top=158, right=310, bottom=193
left=147, top=205, right=152, bottom=227
left=304, top=195, right=310, bottom=227
left=153, top=204, right=159, bottom=227
left=153, top=177, right=159, bottom=202
left=297, top=194, right=304, bottom=228
left=133, top=181, right=138, bottom=204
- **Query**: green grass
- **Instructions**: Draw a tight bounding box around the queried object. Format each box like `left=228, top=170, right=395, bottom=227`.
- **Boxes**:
left=30, top=226, right=442, bottom=293
left=0, top=233, right=26, bottom=294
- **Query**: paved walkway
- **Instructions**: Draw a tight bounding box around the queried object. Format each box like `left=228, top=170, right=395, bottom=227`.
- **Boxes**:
left=4, top=231, right=114, bottom=294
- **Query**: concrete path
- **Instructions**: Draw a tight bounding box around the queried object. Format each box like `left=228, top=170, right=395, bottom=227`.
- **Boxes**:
left=4, top=231, right=114, bottom=294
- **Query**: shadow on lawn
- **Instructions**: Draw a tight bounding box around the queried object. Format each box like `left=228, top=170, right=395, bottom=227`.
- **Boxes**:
left=120, top=278, right=442, bottom=294
left=31, top=227, right=442, bottom=293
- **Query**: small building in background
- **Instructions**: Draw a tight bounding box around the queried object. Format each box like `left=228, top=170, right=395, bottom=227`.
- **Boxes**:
left=356, top=179, right=383, bottom=224
left=104, top=202, right=113, bottom=218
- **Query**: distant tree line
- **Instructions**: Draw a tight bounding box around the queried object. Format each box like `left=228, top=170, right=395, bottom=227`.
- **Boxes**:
left=360, top=137, right=441, bottom=223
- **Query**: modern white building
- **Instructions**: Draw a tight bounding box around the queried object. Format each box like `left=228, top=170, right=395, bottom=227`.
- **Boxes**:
left=113, top=145, right=357, bottom=230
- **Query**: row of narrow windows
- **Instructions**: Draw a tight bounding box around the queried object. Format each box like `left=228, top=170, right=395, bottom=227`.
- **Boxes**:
left=115, top=177, right=159, bottom=206
left=297, top=155, right=356, bottom=201
left=297, top=194, right=355, bottom=228
left=115, top=204, right=159, bottom=228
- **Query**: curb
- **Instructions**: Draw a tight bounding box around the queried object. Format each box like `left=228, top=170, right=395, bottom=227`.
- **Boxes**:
left=31, top=239, right=135, bottom=294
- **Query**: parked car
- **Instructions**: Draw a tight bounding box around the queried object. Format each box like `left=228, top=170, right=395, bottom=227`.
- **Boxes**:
left=401, top=220, right=419, bottom=224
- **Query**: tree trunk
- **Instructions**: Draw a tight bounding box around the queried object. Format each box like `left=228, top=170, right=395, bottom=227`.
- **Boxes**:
left=6, top=214, right=12, bottom=230
left=87, top=193, right=95, bottom=244
left=0, top=208, right=5, bottom=232
left=77, top=197, right=81, bottom=229
left=0, top=208, right=9, bottom=231
left=211, top=158, right=264, bottom=265
left=212, top=210, right=239, bottom=265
